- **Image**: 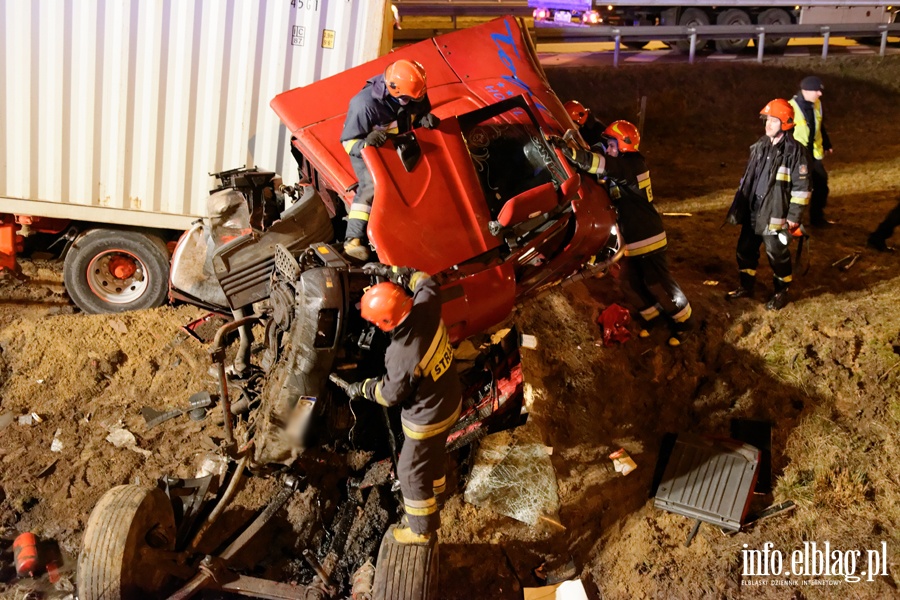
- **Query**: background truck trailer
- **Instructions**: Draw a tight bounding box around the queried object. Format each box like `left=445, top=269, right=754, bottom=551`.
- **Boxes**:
left=0, top=0, right=391, bottom=313
left=529, top=1, right=898, bottom=52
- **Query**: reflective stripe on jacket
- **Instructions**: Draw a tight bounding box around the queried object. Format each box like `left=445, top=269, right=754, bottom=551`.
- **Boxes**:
left=605, top=152, right=667, bottom=257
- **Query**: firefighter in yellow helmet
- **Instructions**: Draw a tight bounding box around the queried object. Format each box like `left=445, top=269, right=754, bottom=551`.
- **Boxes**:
left=725, top=99, right=810, bottom=310
left=339, top=60, right=441, bottom=261
left=554, top=120, right=692, bottom=346
left=342, top=263, right=461, bottom=544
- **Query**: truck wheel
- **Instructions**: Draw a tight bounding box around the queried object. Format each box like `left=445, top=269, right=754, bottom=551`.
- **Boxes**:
left=76, top=485, right=176, bottom=600
left=674, top=9, right=710, bottom=52
left=372, top=525, right=439, bottom=600
left=758, top=8, right=791, bottom=52
left=715, top=9, right=751, bottom=53
left=64, top=228, right=170, bottom=313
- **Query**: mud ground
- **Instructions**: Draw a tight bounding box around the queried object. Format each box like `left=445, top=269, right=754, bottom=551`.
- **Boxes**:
left=2, top=56, right=900, bottom=599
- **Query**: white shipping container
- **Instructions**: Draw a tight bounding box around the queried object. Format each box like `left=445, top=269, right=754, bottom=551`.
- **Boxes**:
left=0, top=0, right=391, bottom=230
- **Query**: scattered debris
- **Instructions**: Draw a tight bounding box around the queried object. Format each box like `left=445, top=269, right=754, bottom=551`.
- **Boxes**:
left=702, top=280, right=719, bottom=286
left=831, top=252, right=861, bottom=271
left=520, top=333, right=538, bottom=350
left=350, top=559, right=375, bottom=600
left=609, top=448, right=637, bottom=476
left=50, top=428, right=63, bottom=452
left=107, top=319, right=128, bottom=334
left=597, top=304, right=631, bottom=347
left=33, top=459, right=59, bottom=479
left=105, top=426, right=152, bottom=457
left=18, top=414, right=34, bottom=427
left=524, top=578, right=589, bottom=600
left=662, top=212, right=692, bottom=217
left=13, top=532, right=40, bottom=577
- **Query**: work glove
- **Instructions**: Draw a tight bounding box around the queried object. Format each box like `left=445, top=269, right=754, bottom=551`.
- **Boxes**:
left=546, top=135, right=568, bottom=149
left=365, top=130, right=388, bottom=148
left=363, top=262, right=416, bottom=289
left=418, top=113, right=441, bottom=130
left=345, top=380, right=366, bottom=400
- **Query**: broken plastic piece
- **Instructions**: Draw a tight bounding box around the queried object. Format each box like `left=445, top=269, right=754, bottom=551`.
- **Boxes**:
left=597, top=304, right=631, bottom=347
left=609, top=448, right=637, bottom=475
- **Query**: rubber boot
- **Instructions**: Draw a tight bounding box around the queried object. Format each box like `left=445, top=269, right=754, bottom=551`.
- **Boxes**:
left=726, top=272, right=756, bottom=300
left=638, top=315, right=661, bottom=338
left=867, top=234, right=895, bottom=253
left=343, top=238, right=370, bottom=261
left=667, top=318, right=692, bottom=347
left=766, top=278, right=790, bottom=311
left=392, top=525, right=432, bottom=545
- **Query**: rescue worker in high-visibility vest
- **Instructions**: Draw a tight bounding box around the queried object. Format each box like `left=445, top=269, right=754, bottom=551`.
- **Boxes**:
left=789, top=75, right=833, bottom=227
left=564, top=100, right=607, bottom=148
left=554, top=120, right=692, bottom=346
left=343, top=263, right=461, bottom=544
left=339, top=60, right=441, bottom=261
left=725, top=99, right=811, bottom=310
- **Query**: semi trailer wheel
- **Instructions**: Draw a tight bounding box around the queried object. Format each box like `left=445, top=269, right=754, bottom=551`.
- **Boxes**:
left=372, top=525, right=439, bottom=600
left=76, top=485, right=177, bottom=600
left=758, top=8, right=792, bottom=52
left=715, top=9, right=752, bottom=53
left=64, top=228, right=170, bottom=313
left=674, top=9, right=711, bottom=52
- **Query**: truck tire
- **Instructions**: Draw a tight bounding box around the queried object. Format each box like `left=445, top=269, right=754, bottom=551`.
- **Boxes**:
left=372, top=525, right=439, bottom=600
left=64, top=228, right=170, bottom=313
left=76, top=485, right=176, bottom=600
left=674, top=9, right=710, bottom=52
left=758, top=8, right=791, bottom=52
left=715, top=9, right=751, bottom=53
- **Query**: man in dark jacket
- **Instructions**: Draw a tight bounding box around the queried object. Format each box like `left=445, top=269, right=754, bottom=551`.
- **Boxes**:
left=339, top=59, right=441, bottom=261
left=344, top=264, right=461, bottom=544
left=790, top=75, right=833, bottom=227
left=725, top=99, right=811, bottom=310
left=555, top=120, right=692, bottom=346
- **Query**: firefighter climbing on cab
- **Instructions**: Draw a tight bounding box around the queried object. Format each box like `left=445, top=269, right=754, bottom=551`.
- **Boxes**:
left=343, top=263, right=462, bottom=543
left=339, top=60, right=441, bottom=261
left=564, top=99, right=607, bottom=147
left=553, top=120, right=693, bottom=346
left=725, top=99, right=810, bottom=311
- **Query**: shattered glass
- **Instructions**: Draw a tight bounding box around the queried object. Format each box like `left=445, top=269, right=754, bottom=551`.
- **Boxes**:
left=464, top=429, right=560, bottom=526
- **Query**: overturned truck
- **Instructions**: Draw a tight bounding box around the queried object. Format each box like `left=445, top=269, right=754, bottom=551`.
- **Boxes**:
left=76, top=17, right=621, bottom=600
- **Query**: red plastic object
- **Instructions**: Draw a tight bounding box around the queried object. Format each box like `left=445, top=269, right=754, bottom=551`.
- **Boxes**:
left=598, top=304, right=631, bottom=347
left=13, top=532, right=39, bottom=577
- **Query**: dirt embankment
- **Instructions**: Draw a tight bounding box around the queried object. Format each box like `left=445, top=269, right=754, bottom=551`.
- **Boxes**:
left=2, top=56, right=900, bottom=599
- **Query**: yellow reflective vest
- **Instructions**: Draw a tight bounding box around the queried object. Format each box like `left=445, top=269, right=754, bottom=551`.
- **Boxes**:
left=789, top=97, right=824, bottom=160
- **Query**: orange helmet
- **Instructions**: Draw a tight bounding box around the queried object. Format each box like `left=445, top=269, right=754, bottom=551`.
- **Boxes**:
left=760, top=98, right=794, bottom=131
left=564, top=100, right=590, bottom=127
left=384, top=59, right=427, bottom=101
left=360, top=282, right=413, bottom=332
left=603, top=120, right=641, bottom=152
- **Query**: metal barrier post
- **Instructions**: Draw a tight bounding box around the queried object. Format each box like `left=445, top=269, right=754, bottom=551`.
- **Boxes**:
left=880, top=26, right=888, bottom=56
left=613, top=32, right=621, bottom=67
left=757, top=31, right=765, bottom=63
left=822, top=27, right=830, bottom=60
left=689, top=30, right=697, bottom=64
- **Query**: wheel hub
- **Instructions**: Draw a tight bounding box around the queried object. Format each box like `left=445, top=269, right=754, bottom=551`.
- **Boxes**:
left=86, top=250, right=150, bottom=305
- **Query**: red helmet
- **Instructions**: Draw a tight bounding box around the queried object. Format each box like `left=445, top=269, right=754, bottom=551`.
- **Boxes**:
left=603, top=120, right=641, bottom=152
left=360, top=282, right=413, bottom=332
left=760, top=98, right=795, bottom=131
left=384, top=59, right=427, bottom=101
left=564, top=100, right=590, bottom=127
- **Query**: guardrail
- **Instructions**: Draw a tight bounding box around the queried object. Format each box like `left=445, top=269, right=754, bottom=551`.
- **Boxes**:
left=534, top=22, right=900, bottom=66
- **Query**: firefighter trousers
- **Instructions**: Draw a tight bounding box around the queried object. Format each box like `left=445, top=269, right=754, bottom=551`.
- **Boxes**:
left=346, top=154, right=374, bottom=241
left=736, top=225, right=792, bottom=282
left=872, top=198, right=900, bottom=242
left=621, top=250, right=691, bottom=325
left=398, top=428, right=451, bottom=535
left=809, top=159, right=830, bottom=224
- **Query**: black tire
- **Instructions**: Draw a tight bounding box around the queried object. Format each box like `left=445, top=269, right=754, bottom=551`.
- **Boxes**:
left=64, top=228, right=170, bottom=313
left=372, top=525, right=439, bottom=600
left=757, top=8, right=792, bottom=52
left=715, top=9, right=751, bottom=53
left=76, top=485, right=176, bottom=600
left=674, top=8, right=711, bottom=52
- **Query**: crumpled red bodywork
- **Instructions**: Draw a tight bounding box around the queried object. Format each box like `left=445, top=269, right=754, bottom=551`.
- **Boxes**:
left=271, top=17, right=618, bottom=342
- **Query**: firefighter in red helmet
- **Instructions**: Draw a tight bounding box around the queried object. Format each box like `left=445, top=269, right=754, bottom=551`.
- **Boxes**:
left=343, top=263, right=461, bottom=544
left=724, top=98, right=810, bottom=310
left=339, top=60, right=441, bottom=261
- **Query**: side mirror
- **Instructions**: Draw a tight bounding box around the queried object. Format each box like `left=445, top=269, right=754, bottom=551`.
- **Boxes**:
left=393, top=131, right=421, bottom=173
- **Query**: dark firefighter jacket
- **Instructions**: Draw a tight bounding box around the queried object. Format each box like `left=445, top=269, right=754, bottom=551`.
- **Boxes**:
left=726, top=133, right=811, bottom=235
left=340, top=74, right=432, bottom=158
left=361, top=272, right=462, bottom=440
left=563, top=146, right=666, bottom=257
